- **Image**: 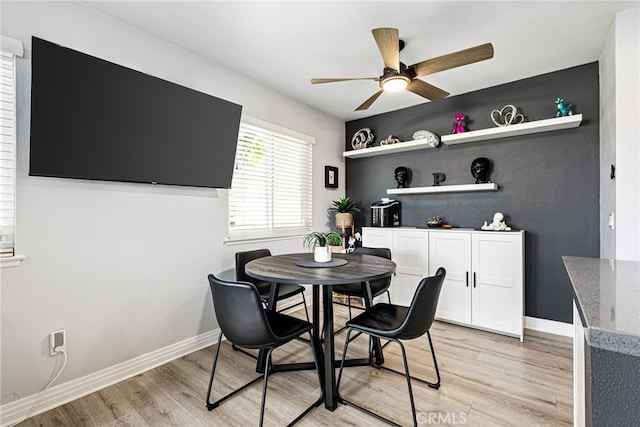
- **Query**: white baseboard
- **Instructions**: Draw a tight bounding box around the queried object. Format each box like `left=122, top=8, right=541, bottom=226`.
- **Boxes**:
left=525, top=316, right=573, bottom=337
left=0, top=329, right=220, bottom=427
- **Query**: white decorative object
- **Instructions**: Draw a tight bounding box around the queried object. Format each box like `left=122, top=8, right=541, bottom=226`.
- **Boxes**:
left=314, top=246, right=332, bottom=263
left=412, top=129, right=440, bottom=147
left=491, top=105, right=525, bottom=127
left=351, top=128, right=374, bottom=150
left=481, top=212, right=512, bottom=231
left=380, top=134, right=400, bottom=145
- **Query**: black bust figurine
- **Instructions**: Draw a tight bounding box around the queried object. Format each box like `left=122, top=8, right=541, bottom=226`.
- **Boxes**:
left=394, top=166, right=409, bottom=188
left=470, top=157, right=491, bottom=184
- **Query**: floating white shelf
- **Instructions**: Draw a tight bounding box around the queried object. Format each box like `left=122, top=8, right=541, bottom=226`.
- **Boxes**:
left=343, top=138, right=435, bottom=159
left=441, top=114, right=582, bottom=145
left=387, top=182, right=498, bottom=195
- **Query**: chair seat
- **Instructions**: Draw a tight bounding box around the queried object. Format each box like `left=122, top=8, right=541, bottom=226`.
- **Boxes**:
left=256, top=282, right=305, bottom=301
left=265, top=311, right=313, bottom=344
left=332, top=281, right=389, bottom=298
left=346, top=303, right=409, bottom=338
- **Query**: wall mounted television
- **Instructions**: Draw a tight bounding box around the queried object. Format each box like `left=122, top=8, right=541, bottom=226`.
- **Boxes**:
left=29, top=37, right=243, bottom=189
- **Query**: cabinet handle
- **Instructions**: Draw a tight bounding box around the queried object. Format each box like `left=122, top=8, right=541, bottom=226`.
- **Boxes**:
left=473, top=272, right=477, bottom=288
left=465, top=272, right=469, bottom=287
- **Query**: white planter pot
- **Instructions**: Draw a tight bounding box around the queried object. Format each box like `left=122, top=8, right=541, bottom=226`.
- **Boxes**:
left=314, top=246, right=332, bottom=263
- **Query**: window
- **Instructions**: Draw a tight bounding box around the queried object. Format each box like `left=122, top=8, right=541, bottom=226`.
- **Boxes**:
left=227, top=117, right=313, bottom=242
left=0, top=35, right=23, bottom=259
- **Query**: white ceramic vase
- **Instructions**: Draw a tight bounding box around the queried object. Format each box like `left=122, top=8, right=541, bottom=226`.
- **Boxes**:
left=314, top=246, right=332, bottom=263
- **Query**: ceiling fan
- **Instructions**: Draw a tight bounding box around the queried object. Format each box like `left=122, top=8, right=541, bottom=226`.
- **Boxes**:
left=311, top=27, right=494, bottom=111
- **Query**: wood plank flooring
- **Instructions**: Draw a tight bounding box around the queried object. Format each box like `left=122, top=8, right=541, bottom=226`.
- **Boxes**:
left=18, top=305, right=572, bottom=426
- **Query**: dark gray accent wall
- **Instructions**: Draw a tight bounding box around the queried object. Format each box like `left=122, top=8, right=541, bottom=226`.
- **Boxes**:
left=345, top=63, right=599, bottom=323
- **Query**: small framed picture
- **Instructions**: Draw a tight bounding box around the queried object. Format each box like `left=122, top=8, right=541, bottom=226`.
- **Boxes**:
left=325, top=166, right=338, bottom=188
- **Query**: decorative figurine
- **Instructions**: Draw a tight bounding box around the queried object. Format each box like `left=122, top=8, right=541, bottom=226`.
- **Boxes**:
left=491, top=104, right=525, bottom=127
left=380, top=134, right=400, bottom=145
left=451, top=112, right=466, bottom=134
left=394, top=166, right=409, bottom=188
left=481, top=212, right=512, bottom=231
left=412, top=129, right=440, bottom=147
left=351, top=128, right=374, bottom=150
left=554, top=98, right=574, bottom=117
left=432, top=172, right=446, bottom=186
left=470, top=157, right=491, bottom=184
left=426, top=216, right=443, bottom=228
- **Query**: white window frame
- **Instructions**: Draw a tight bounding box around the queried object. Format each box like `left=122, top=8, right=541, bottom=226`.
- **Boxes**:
left=0, top=35, right=24, bottom=267
left=227, top=116, right=314, bottom=243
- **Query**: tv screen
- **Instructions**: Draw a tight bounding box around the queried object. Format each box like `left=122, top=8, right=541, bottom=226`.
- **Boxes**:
left=29, top=37, right=243, bottom=189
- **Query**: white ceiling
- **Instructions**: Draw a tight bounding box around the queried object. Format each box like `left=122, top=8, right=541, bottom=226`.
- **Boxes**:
left=83, top=1, right=638, bottom=121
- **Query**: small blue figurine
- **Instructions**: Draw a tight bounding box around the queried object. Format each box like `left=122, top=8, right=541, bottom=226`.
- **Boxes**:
left=555, top=98, right=574, bottom=117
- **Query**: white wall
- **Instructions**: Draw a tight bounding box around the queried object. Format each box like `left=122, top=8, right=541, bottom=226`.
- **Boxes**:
left=599, top=7, right=640, bottom=261
left=0, top=0, right=344, bottom=410
left=613, top=7, right=640, bottom=261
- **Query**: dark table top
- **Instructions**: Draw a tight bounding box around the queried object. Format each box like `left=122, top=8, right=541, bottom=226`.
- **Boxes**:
left=245, top=252, right=396, bottom=285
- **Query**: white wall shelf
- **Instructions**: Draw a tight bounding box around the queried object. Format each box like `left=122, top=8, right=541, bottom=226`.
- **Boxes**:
left=387, top=182, right=498, bottom=195
left=441, top=114, right=582, bottom=145
left=343, top=114, right=582, bottom=158
left=343, top=138, right=435, bottom=158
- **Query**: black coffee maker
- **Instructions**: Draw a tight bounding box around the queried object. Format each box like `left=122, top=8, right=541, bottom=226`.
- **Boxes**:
left=370, top=199, right=401, bottom=227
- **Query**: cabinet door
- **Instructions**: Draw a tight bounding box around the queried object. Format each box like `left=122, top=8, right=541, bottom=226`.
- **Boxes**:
left=429, top=231, right=472, bottom=324
left=391, top=231, right=429, bottom=306
left=471, top=233, right=523, bottom=336
left=361, top=228, right=393, bottom=250
left=392, top=230, right=429, bottom=276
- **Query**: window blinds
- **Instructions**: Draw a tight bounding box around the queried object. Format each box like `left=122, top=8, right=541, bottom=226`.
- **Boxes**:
left=0, top=47, right=18, bottom=257
left=228, top=121, right=313, bottom=242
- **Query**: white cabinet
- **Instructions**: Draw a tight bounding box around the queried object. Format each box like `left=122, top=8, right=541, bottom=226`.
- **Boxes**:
left=430, top=230, right=524, bottom=340
left=361, top=228, right=429, bottom=306
left=362, top=227, right=524, bottom=340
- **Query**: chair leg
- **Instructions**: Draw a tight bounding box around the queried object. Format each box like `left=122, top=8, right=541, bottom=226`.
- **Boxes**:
left=426, top=331, right=441, bottom=389
left=397, top=339, right=418, bottom=426
left=336, top=328, right=355, bottom=394
left=205, top=334, right=223, bottom=409
left=206, top=336, right=265, bottom=412
left=259, top=347, right=275, bottom=427
left=301, top=292, right=310, bottom=322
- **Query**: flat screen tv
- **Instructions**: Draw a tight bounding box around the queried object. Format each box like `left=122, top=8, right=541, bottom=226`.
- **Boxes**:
left=29, top=37, right=243, bottom=189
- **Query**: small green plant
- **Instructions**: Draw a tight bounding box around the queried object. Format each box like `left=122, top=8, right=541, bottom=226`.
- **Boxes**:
left=328, top=197, right=361, bottom=213
left=303, top=231, right=343, bottom=251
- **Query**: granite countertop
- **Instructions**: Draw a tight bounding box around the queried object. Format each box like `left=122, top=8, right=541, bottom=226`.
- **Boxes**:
left=563, top=256, right=640, bottom=357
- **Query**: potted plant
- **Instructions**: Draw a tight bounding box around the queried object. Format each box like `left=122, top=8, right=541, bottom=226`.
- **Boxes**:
left=304, top=231, right=343, bottom=262
left=328, top=197, right=361, bottom=229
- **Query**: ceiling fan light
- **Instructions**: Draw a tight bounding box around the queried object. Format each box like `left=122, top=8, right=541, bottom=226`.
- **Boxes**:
left=381, top=76, right=409, bottom=92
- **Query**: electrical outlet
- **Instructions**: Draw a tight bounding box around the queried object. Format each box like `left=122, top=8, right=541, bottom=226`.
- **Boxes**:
left=50, top=329, right=66, bottom=356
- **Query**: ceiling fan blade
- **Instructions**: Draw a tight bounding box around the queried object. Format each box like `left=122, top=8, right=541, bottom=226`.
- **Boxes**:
left=372, top=27, right=400, bottom=71
left=410, top=43, right=494, bottom=78
left=311, top=77, right=379, bottom=84
left=355, top=89, right=384, bottom=111
left=406, top=79, right=449, bottom=101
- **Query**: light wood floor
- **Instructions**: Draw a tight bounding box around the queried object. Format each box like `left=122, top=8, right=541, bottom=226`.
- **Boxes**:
left=19, top=305, right=573, bottom=426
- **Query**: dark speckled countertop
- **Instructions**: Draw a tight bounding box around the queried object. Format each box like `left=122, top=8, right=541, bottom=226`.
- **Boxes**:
left=563, top=256, right=640, bottom=357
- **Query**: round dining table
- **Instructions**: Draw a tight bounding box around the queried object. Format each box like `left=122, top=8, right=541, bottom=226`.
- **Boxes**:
left=245, top=252, right=396, bottom=413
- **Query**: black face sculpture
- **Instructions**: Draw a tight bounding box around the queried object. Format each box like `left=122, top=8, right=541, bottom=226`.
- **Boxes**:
left=470, top=157, right=491, bottom=184
left=395, top=166, right=409, bottom=188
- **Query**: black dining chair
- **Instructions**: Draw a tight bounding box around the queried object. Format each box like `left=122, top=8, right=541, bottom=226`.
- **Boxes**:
left=336, top=267, right=447, bottom=426
left=206, top=274, right=321, bottom=427
left=331, top=247, right=392, bottom=335
left=236, top=249, right=310, bottom=321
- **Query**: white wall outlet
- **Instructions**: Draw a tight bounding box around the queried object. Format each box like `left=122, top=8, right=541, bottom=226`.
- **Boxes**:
left=608, top=212, right=615, bottom=230
left=49, top=329, right=66, bottom=356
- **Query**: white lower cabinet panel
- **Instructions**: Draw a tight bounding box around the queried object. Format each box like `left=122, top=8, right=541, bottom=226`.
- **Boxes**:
left=363, top=227, right=524, bottom=340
